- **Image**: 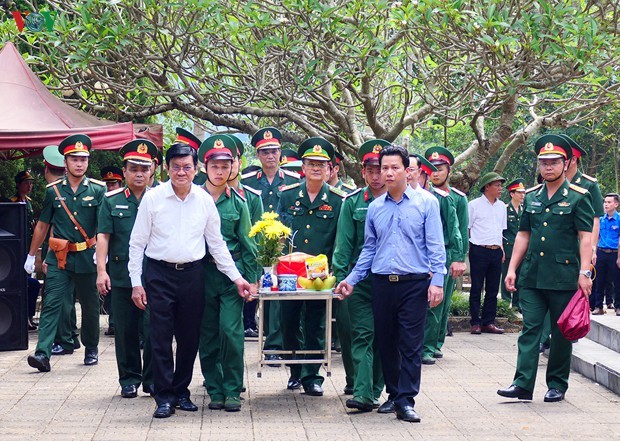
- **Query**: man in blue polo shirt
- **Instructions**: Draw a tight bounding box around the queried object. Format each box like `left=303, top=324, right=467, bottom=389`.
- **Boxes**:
left=592, top=193, right=620, bottom=315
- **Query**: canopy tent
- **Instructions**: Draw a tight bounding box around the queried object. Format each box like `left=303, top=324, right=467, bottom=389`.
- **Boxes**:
left=0, top=41, right=162, bottom=160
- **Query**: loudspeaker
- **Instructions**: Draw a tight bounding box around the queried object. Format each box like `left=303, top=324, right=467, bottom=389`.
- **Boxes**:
left=0, top=202, right=28, bottom=351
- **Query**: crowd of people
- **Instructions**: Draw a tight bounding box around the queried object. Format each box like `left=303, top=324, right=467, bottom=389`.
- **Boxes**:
left=10, top=127, right=616, bottom=422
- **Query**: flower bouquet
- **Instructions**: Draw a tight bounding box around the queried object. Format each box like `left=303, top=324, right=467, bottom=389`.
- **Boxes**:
left=248, top=212, right=292, bottom=268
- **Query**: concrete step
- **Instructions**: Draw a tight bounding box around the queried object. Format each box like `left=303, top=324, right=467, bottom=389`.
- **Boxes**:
left=588, top=314, right=620, bottom=352
left=571, top=338, right=620, bottom=395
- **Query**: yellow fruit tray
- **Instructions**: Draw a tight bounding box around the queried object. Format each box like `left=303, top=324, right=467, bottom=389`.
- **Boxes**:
left=256, top=288, right=336, bottom=297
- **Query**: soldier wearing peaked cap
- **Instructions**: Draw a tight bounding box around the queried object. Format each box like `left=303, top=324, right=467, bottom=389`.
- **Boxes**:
left=424, top=146, right=468, bottom=357
left=328, top=150, right=356, bottom=194
left=277, top=137, right=345, bottom=396
left=101, top=166, right=124, bottom=192
left=280, top=148, right=303, bottom=175
left=501, top=179, right=526, bottom=308
left=498, top=134, right=594, bottom=403
left=96, top=139, right=157, bottom=398
left=196, top=134, right=258, bottom=412
left=24, top=134, right=106, bottom=372
left=332, top=139, right=388, bottom=411
left=42, top=145, right=66, bottom=182
left=242, top=127, right=300, bottom=212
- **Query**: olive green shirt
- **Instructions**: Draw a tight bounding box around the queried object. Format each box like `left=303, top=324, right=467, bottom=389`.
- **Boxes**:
left=39, top=176, right=106, bottom=273
left=447, top=187, right=469, bottom=256
left=431, top=187, right=464, bottom=263
left=571, top=171, right=604, bottom=217
left=334, top=179, right=356, bottom=195
left=277, top=182, right=345, bottom=263
left=97, top=187, right=142, bottom=288
left=241, top=167, right=299, bottom=212
left=518, top=179, right=593, bottom=291
left=503, top=202, right=523, bottom=246
left=236, top=182, right=264, bottom=283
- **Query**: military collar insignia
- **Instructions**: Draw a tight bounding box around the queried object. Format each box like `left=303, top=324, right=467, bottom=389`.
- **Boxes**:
left=575, top=177, right=581, bottom=184
left=299, top=189, right=304, bottom=198
left=225, top=186, right=231, bottom=198
left=236, top=187, right=245, bottom=198
left=124, top=188, right=131, bottom=198
left=319, top=204, right=332, bottom=211
left=257, top=171, right=263, bottom=179
left=278, top=169, right=284, bottom=178
left=562, top=188, right=568, bottom=196
left=364, top=189, right=370, bottom=202
left=321, top=192, right=328, bottom=201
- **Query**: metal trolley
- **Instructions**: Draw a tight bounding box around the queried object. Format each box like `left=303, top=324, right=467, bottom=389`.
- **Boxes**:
left=255, top=289, right=335, bottom=378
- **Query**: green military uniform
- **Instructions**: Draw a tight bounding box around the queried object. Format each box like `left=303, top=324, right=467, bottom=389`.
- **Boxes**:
left=196, top=135, right=258, bottom=408
left=277, top=138, right=345, bottom=391
left=333, top=186, right=385, bottom=405
left=97, top=139, right=157, bottom=391
left=193, top=166, right=208, bottom=185
left=34, top=135, right=105, bottom=360
left=510, top=136, right=593, bottom=396
left=501, top=179, right=525, bottom=306
left=335, top=179, right=356, bottom=194
left=241, top=167, right=300, bottom=212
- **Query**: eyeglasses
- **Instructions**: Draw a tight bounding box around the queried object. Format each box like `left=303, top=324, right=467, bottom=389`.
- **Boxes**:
left=304, top=161, right=329, bottom=169
left=170, top=165, right=195, bottom=173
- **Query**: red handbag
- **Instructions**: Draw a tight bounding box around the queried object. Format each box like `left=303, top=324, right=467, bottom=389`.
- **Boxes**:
left=557, top=289, right=591, bottom=340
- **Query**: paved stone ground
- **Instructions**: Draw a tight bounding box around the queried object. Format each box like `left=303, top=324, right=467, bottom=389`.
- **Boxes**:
left=1, top=317, right=619, bottom=441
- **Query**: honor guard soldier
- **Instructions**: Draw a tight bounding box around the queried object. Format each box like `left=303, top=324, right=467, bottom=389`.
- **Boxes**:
left=415, top=154, right=464, bottom=364
left=197, top=135, right=258, bottom=412
left=96, top=140, right=157, bottom=398
left=328, top=151, right=356, bottom=194
left=280, top=148, right=303, bottom=175
left=333, top=139, right=389, bottom=412
left=241, top=127, right=300, bottom=212
left=501, top=179, right=526, bottom=308
left=425, top=146, right=468, bottom=348
left=24, top=134, right=106, bottom=372
left=101, top=166, right=124, bottom=192
left=227, top=136, right=265, bottom=339
left=498, top=134, right=594, bottom=403
left=277, top=137, right=345, bottom=396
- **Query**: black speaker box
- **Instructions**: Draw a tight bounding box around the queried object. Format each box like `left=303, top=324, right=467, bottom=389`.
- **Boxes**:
left=0, top=202, right=28, bottom=351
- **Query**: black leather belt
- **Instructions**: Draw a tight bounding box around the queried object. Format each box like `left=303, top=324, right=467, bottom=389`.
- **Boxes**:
left=205, top=251, right=241, bottom=264
left=599, top=248, right=618, bottom=254
left=374, top=273, right=429, bottom=282
left=148, top=257, right=201, bottom=270
left=473, top=243, right=501, bottom=250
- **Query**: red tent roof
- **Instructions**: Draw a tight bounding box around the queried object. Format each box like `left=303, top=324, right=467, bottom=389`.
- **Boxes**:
left=0, top=41, right=136, bottom=158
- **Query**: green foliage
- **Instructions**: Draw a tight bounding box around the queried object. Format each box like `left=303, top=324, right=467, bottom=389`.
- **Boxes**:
left=450, top=291, right=517, bottom=320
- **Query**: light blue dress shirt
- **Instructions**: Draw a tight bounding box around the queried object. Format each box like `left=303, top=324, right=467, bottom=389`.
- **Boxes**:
left=345, top=185, right=446, bottom=287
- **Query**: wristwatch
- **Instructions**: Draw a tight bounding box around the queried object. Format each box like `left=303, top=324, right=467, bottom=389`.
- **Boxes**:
left=579, top=270, right=592, bottom=278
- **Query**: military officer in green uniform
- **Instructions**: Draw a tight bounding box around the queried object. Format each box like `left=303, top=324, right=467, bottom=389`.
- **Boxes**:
left=277, top=137, right=346, bottom=396
left=24, top=134, right=106, bottom=372
left=149, top=149, right=164, bottom=188
left=501, top=179, right=526, bottom=308
left=415, top=153, right=464, bottom=364
left=101, top=166, right=124, bottom=192
left=333, top=139, right=388, bottom=412
left=328, top=151, right=356, bottom=194
left=280, top=148, right=303, bottom=175
left=227, top=135, right=264, bottom=338
left=426, top=146, right=468, bottom=357
left=96, top=140, right=157, bottom=398
left=498, top=134, right=594, bottom=403
left=242, top=127, right=299, bottom=362
left=197, top=135, right=258, bottom=412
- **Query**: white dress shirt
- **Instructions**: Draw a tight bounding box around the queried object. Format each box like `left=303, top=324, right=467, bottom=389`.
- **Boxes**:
left=468, top=195, right=507, bottom=246
left=128, top=181, right=241, bottom=287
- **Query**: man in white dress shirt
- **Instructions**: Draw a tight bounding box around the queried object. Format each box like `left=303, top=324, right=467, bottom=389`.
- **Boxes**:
left=468, top=172, right=507, bottom=335
left=128, top=143, right=252, bottom=419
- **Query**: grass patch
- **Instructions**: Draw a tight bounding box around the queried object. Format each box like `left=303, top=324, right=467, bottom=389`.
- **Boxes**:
left=450, top=291, right=517, bottom=320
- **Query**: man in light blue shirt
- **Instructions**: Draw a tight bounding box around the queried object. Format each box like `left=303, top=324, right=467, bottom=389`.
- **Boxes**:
left=336, top=145, right=445, bottom=423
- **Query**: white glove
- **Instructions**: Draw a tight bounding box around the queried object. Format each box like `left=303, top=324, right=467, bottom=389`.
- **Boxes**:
left=24, top=254, right=36, bottom=274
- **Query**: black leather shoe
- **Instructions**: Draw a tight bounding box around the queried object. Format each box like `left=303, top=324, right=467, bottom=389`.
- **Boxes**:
left=346, top=398, right=373, bottom=412
left=343, top=385, right=354, bottom=395
left=73, top=338, right=81, bottom=350
left=303, top=383, right=324, bottom=396
left=395, top=404, right=421, bottom=423
left=121, top=384, right=138, bottom=398
left=84, top=348, right=98, bottom=366
left=497, top=384, right=533, bottom=400
left=105, top=326, right=115, bottom=336
left=377, top=400, right=395, bottom=413
left=27, top=354, right=50, bottom=372
left=287, top=376, right=301, bottom=390
left=143, top=384, right=155, bottom=396
left=266, top=354, right=283, bottom=367
left=544, top=388, right=565, bottom=402
left=176, top=397, right=198, bottom=411
left=244, top=328, right=259, bottom=338
left=51, top=344, right=74, bottom=355
left=153, top=403, right=174, bottom=418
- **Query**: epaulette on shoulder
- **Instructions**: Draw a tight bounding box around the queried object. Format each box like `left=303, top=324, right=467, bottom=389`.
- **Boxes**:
left=231, top=187, right=246, bottom=202
left=525, top=184, right=542, bottom=194
left=280, top=182, right=301, bottom=192
left=46, top=178, right=62, bottom=188
left=243, top=186, right=262, bottom=196
left=344, top=188, right=363, bottom=200
left=581, top=173, right=598, bottom=183
left=282, top=169, right=300, bottom=179
left=451, top=187, right=466, bottom=197
left=241, top=170, right=258, bottom=179
left=569, top=184, right=588, bottom=195
left=105, top=187, right=125, bottom=198
left=341, top=182, right=356, bottom=191
left=329, top=185, right=347, bottom=198
left=433, top=187, right=449, bottom=197
left=89, top=178, right=106, bottom=186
